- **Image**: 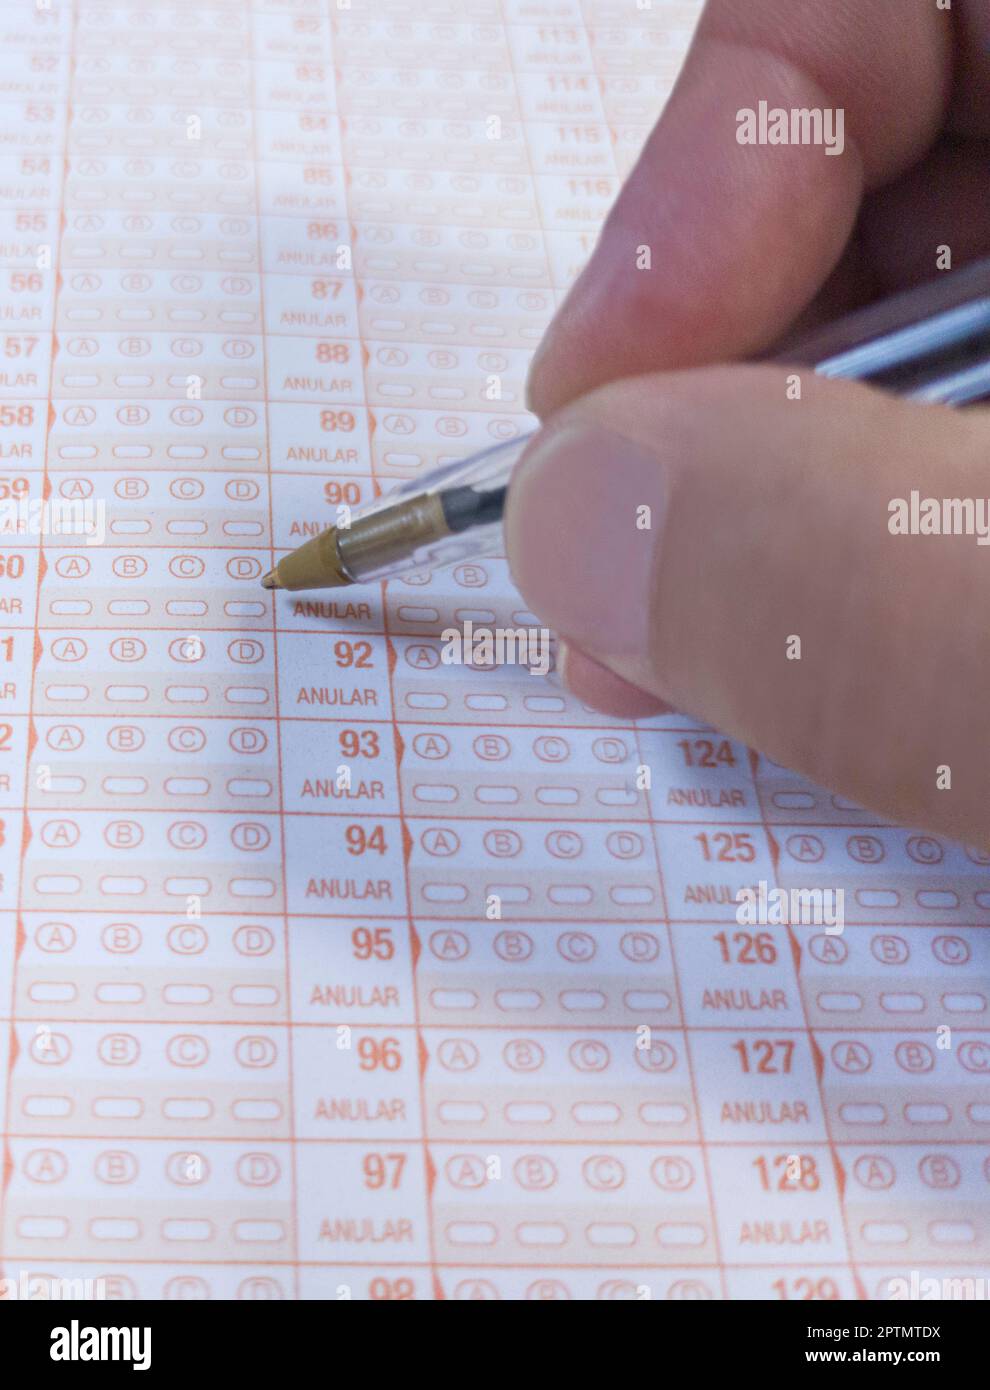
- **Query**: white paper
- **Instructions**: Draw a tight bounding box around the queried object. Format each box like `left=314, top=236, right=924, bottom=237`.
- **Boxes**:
left=0, top=0, right=987, bottom=1303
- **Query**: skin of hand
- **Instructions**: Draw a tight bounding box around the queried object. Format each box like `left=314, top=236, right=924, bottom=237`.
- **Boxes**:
left=503, top=0, right=990, bottom=848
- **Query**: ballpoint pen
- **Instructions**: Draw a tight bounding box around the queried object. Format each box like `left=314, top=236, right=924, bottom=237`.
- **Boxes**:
left=261, top=256, right=990, bottom=594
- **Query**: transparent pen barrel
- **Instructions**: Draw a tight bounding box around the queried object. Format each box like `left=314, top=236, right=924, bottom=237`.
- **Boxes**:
left=336, top=432, right=533, bottom=583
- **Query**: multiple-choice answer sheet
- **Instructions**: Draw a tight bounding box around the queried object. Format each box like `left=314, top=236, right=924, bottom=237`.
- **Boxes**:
left=1, top=0, right=989, bottom=1305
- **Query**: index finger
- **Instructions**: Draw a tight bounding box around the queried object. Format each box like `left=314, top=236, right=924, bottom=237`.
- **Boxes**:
left=526, top=0, right=953, bottom=416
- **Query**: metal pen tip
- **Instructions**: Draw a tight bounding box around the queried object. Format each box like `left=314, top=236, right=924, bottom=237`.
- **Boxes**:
left=261, top=568, right=281, bottom=590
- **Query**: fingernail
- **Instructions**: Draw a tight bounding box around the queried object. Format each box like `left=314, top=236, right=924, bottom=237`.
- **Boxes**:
left=554, top=637, right=570, bottom=686
left=505, top=422, right=668, bottom=660
left=558, top=641, right=673, bottom=719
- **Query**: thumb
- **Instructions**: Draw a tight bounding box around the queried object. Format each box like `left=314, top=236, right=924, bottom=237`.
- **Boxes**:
left=505, top=366, right=990, bottom=846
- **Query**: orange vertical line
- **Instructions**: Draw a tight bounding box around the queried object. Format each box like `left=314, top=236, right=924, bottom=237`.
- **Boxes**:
left=325, top=0, right=442, bottom=1295
left=0, top=0, right=76, bottom=1272
left=751, top=754, right=866, bottom=1299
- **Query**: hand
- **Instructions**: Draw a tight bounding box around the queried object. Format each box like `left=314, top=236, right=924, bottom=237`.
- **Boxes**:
left=504, top=0, right=990, bottom=846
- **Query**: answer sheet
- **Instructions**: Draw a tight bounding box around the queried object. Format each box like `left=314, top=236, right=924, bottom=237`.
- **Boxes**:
left=1, top=0, right=989, bottom=1304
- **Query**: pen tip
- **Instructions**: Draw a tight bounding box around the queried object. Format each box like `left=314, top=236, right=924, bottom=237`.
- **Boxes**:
left=261, top=569, right=281, bottom=590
